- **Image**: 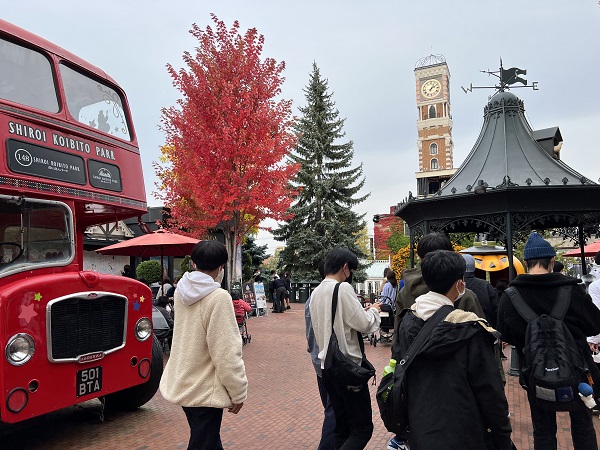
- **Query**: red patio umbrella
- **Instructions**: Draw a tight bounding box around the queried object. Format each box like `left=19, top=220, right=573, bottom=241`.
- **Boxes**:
left=96, top=229, right=199, bottom=290
left=562, top=240, right=600, bottom=257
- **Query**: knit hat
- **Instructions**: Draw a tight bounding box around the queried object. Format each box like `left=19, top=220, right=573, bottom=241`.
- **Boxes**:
left=523, top=232, right=556, bottom=260
left=462, top=254, right=476, bottom=272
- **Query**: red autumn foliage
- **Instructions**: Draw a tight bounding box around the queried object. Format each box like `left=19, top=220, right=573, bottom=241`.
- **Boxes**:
left=155, top=15, right=299, bottom=283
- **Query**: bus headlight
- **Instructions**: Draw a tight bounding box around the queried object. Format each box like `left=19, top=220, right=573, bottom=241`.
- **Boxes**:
left=135, top=318, right=152, bottom=342
left=6, top=333, right=35, bottom=366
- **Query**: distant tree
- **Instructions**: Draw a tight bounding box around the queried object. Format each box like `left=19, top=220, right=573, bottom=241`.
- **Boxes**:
left=273, top=63, right=369, bottom=279
left=156, top=15, right=299, bottom=288
left=242, top=234, right=269, bottom=281
left=263, top=247, right=284, bottom=273
left=136, top=260, right=161, bottom=284
left=387, top=225, right=410, bottom=254
left=355, top=225, right=373, bottom=261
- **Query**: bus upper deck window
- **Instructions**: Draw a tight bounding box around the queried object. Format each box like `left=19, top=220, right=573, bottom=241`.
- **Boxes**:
left=0, top=38, right=59, bottom=113
left=59, top=63, right=131, bottom=141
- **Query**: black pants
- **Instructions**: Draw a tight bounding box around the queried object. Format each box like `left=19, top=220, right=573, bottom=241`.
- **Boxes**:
left=317, top=375, right=336, bottom=450
left=182, top=406, right=224, bottom=450
left=275, top=287, right=287, bottom=312
left=528, top=392, right=597, bottom=450
left=323, top=373, right=373, bottom=449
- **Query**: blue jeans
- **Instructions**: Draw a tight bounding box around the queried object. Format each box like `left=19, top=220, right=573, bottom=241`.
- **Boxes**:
left=323, top=373, right=374, bottom=450
left=317, top=375, right=336, bottom=450
left=528, top=392, right=597, bottom=450
left=182, top=406, right=224, bottom=450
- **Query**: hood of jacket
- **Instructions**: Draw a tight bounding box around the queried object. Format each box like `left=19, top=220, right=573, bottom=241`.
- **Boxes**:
left=402, top=267, right=428, bottom=300
left=176, top=271, right=221, bottom=306
left=510, top=272, right=581, bottom=288
left=401, top=299, right=497, bottom=358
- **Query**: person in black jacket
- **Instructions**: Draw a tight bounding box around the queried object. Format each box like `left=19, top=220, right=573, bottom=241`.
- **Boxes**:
left=272, top=276, right=288, bottom=313
left=394, top=250, right=512, bottom=450
left=462, top=254, right=499, bottom=327
left=497, top=232, right=600, bottom=450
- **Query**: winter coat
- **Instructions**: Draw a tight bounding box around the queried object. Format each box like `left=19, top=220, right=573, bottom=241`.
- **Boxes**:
left=393, top=292, right=512, bottom=450
left=160, top=271, right=248, bottom=408
left=497, top=272, right=600, bottom=390
left=395, top=266, right=485, bottom=328
left=465, top=273, right=499, bottom=327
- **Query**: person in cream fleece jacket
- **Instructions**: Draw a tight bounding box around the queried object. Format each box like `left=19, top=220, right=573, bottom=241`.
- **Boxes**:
left=160, top=240, right=247, bottom=450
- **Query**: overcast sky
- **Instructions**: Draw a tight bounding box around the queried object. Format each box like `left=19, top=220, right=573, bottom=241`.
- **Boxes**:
left=5, top=1, right=599, bottom=254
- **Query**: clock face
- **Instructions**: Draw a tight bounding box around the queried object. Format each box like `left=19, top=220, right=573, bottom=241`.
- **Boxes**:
left=421, top=79, right=442, bottom=99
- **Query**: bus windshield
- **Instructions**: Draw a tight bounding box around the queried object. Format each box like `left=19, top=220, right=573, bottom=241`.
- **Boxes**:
left=0, top=196, right=74, bottom=276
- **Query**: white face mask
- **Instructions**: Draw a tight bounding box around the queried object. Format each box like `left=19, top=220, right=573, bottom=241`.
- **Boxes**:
left=456, top=280, right=466, bottom=301
left=215, top=267, right=225, bottom=284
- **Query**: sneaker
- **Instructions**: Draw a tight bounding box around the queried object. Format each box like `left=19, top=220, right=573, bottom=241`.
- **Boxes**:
left=286, top=305, right=291, bottom=310
left=388, top=437, right=410, bottom=450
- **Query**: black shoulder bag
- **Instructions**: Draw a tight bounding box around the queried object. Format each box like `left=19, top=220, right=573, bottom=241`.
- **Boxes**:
left=377, top=304, right=453, bottom=435
left=323, top=283, right=376, bottom=386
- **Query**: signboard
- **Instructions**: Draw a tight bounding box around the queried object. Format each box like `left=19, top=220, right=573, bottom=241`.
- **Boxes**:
left=243, top=282, right=256, bottom=309
left=254, top=282, right=267, bottom=310
left=88, top=159, right=122, bottom=192
left=7, top=139, right=86, bottom=185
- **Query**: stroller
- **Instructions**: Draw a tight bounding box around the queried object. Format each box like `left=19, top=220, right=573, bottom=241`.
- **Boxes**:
left=369, top=295, right=395, bottom=347
left=236, top=312, right=252, bottom=345
left=152, top=305, right=173, bottom=353
left=232, top=291, right=252, bottom=345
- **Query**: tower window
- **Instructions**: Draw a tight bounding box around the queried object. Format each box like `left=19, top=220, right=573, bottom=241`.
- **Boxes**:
left=429, top=105, right=436, bottom=119
left=431, top=158, right=438, bottom=169
left=430, top=143, right=438, bottom=155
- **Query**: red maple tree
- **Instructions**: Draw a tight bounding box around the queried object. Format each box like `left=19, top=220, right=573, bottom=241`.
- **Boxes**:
left=155, top=14, right=299, bottom=285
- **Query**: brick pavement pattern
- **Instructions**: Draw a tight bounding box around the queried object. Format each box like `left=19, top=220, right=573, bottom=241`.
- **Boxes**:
left=2, top=302, right=600, bottom=449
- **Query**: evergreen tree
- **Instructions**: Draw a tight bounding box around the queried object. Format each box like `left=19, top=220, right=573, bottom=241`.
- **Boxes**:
left=241, top=234, right=269, bottom=281
left=274, top=63, right=369, bottom=279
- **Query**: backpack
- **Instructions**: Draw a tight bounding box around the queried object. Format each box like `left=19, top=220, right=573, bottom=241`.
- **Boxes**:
left=377, top=305, right=453, bottom=435
left=506, top=285, right=591, bottom=411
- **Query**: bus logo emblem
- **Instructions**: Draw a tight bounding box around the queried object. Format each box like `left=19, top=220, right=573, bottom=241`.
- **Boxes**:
left=98, top=168, right=112, bottom=178
left=78, top=352, right=104, bottom=364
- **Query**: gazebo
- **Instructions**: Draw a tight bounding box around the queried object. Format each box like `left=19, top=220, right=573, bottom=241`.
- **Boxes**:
left=395, top=89, right=600, bottom=279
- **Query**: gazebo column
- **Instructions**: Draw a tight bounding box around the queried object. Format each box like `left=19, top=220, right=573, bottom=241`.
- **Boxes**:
left=579, top=224, right=587, bottom=275
left=409, top=228, right=415, bottom=268
left=506, top=212, right=515, bottom=282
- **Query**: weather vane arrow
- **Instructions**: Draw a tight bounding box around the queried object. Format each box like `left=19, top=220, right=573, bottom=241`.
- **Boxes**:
left=461, top=58, right=538, bottom=94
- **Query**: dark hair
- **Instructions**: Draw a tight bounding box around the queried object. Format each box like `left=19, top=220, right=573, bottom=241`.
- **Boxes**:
left=318, top=260, right=326, bottom=280
left=190, top=240, right=228, bottom=271
left=324, top=248, right=359, bottom=275
left=162, top=276, right=171, bottom=284
left=417, top=233, right=453, bottom=259
left=230, top=290, right=242, bottom=300
left=525, top=257, right=553, bottom=271
left=595, top=251, right=600, bottom=266
left=553, top=260, right=564, bottom=273
left=386, top=270, right=397, bottom=287
left=383, top=267, right=392, bottom=277
left=495, top=278, right=509, bottom=293
left=421, top=250, right=466, bottom=294
left=156, top=295, right=170, bottom=307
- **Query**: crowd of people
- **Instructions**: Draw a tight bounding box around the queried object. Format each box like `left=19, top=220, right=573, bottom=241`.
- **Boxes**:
left=149, top=233, right=600, bottom=450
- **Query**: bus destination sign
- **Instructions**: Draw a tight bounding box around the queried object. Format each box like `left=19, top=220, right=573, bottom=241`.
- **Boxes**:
left=7, top=139, right=86, bottom=185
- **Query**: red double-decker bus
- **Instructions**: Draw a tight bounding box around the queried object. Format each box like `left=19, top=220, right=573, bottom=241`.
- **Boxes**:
left=0, top=19, right=162, bottom=423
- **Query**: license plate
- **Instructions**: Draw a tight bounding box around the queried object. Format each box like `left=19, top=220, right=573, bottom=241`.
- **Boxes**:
left=76, top=366, right=102, bottom=397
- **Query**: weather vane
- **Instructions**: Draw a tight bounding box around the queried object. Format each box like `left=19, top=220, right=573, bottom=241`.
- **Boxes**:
left=461, top=58, right=538, bottom=94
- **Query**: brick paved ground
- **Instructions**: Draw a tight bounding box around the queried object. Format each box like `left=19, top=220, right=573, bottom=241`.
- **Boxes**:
left=2, top=302, right=600, bottom=449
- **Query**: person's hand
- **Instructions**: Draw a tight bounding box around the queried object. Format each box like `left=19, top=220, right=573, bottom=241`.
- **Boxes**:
left=589, top=343, right=598, bottom=353
left=228, top=402, right=244, bottom=414
left=367, top=301, right=382, bottom=312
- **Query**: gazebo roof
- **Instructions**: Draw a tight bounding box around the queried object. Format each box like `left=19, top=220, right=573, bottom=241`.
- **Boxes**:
left=437, top=91, right=593, bottom=198
left=395, top=90, right=600, bottom=240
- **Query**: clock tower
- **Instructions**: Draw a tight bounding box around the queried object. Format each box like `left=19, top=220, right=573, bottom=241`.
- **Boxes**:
left=414, top=54, right=455, bottom=196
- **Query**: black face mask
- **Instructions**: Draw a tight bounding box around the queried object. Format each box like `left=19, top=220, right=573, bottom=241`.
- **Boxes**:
left=345, top=267, right=353, bottom=284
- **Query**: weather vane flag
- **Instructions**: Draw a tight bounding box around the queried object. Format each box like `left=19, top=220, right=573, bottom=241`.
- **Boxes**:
left=462, top=58, right=538, bottom=93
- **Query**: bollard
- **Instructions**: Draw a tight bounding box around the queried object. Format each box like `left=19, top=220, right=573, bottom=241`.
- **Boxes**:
left=508, top=345, right=520, bottom=377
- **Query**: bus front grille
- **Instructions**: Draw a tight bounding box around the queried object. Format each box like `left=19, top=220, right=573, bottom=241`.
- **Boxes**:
left=49, top=296, right=126, bottom=360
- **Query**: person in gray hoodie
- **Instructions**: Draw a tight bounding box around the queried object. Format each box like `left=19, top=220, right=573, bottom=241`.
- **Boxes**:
left=160, top=240, right=248, bottom=450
